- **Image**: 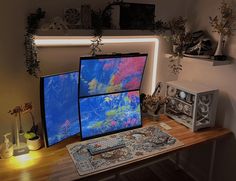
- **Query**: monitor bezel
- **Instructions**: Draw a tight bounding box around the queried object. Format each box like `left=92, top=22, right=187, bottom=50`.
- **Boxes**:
left=40, top=71, right=80, bottom=147
left=79, top=53, right=148, bottom=98
left=78, top=90, right=143, bottom=141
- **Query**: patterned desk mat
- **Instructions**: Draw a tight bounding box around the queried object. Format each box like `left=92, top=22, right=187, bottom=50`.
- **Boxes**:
left=67, top=126, right=184, bottom=176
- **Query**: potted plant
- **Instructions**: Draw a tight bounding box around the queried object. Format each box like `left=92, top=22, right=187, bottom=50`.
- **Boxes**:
left=23, top=102, right=41, bottom=151
left=163, top=16, right=190, bottom=74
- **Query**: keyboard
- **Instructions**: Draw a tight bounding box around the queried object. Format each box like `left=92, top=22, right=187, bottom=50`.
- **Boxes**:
left=87, top=137, right=126, bottom=156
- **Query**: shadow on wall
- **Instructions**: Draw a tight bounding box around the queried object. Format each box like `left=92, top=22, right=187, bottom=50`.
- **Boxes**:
left=214, top=135, right=236, bottom=181
left=216, top=91, right=236, bottom=131
left=214, top=92, right=236, bottom=181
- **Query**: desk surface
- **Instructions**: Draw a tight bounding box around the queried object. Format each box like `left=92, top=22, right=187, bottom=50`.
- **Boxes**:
left=0, top=115, right=231, bottom=181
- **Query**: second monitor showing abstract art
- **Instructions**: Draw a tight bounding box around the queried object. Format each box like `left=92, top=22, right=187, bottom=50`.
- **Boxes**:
left=41, top=71, right=80, bottom=147
left=79, top=90, right=142, bottom=139
left=79, top=54, right=147, bottom=97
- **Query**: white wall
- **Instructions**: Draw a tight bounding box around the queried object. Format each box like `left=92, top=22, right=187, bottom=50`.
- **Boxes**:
left=0, top=0, right=185, bottom=144
left=4, top=1, right=235, bottom=181
left=178, top=0, right=236, bottom=181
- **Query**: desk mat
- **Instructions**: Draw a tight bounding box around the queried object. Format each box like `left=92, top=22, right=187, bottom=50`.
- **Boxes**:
left=67, top=126, right=184, bottom=176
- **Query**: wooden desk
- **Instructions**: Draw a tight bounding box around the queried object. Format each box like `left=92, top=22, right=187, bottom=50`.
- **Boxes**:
left=0, top=115, right=231, bottom=181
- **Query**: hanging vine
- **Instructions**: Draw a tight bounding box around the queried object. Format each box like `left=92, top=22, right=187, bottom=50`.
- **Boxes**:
left=23, top=3, right=188, bottom=75
left=90, top=1, right=124, bottom=56
left=24, top=8, right=45, bottom=77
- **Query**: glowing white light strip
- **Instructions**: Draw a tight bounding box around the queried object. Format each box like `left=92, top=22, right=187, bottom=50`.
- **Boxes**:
left=34, top=36, right=159, bottom=94
left=35, top=39, right=91, bottom=46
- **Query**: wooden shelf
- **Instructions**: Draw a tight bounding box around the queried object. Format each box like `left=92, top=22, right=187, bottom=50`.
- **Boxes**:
left=165, top=54, right=232, bottom=66
left=37, top=29, right=156, bottom=36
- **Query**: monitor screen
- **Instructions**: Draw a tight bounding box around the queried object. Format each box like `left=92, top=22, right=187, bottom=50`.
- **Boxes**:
left=79, top=90, right=142, bottom=139
left=79, top=54, right=147, bottom=97
left=40, top=71, right=80, bottom=147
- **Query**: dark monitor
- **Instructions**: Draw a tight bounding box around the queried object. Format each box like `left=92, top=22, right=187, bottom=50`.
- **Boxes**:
left=40, top=71, right=80, bottom=147
left=79, top=90, right=142, bottom=140
left=79, top=54, right=147, bottom=97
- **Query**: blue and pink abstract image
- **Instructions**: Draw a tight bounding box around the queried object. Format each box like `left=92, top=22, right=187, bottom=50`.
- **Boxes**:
left=43, top=72, right=80, bottom=146
left=79, top=56, right=147, bottom=97
left=79, top=91, right=142, bottom=139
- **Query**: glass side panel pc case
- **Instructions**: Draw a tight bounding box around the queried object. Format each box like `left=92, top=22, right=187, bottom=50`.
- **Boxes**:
left=40, top=71, right=80, bottom=147
left=79, top=90, right=142, bottom=140
left=79, top=54, right=147, bottom=97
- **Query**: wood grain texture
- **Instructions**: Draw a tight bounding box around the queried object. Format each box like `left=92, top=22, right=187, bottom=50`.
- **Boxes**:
left=0, top=115, right=231, bottom=181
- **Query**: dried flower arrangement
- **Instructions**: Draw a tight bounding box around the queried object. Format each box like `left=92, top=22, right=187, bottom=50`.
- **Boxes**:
left=142, top=95, right=168, bottom=116
left=140, top=82, right=168, bottom=118
left=209, top=1, right=235, bottom=36
left=8, top=102, right=38, bottom=140
left=209, top=1, right=235, bottom=59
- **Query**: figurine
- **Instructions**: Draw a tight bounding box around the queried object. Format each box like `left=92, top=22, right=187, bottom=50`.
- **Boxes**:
left=0, top=133, right=13, bottom=159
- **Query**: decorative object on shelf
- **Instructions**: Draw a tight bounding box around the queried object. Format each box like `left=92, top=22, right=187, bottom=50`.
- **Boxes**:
left=25, top=8, right=45, bottom=77
left=22, top=102, right=41, bottom=151
left=119, top=3, right=155, bottom=29
left=42, top=17, right=68, bottom=31
left=81, top=5, right=92, bottom=29
left=209, top=0, right=236, bottom=60
left=140, top=82, right=168, bottom=120
left=0, top=133, right=13, bottom=159
left=164, top=80, right=219, bottom=132
left=183, top=31, right=213, bottom=58
left=8, top=104, right=29, bottom=156
left=64, top=8, right=81, bottom=29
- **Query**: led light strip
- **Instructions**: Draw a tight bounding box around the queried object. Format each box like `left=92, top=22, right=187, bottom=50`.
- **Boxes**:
left=34, top=36, right=159, bottom=94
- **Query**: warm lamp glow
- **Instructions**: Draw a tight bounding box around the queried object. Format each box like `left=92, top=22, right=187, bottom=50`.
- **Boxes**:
left=34, top=36, right=159, bottom=94
left=8, top=152, right=41, bottom=169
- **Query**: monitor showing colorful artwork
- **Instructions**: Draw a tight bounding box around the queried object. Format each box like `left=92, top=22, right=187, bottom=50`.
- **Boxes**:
left=79, top=90, right=142, bottom=139
left=79, top=54, right=147, bottom=97
left=40, top=72, right=80, bottom=147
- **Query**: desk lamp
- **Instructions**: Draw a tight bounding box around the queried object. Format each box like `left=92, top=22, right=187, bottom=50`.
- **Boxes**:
left=13, top=111, right=29, bottom=156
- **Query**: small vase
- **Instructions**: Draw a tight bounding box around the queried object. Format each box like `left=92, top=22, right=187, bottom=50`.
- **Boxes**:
left=214, top=33, right=224, bottom=56
left=214, top=33, right=227, bottom=61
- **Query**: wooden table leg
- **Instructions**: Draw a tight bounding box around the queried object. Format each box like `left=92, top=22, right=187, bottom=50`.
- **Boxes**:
left=174, top=152, right=180, bottom=170
left=208, top=140, right=216, bottom=181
